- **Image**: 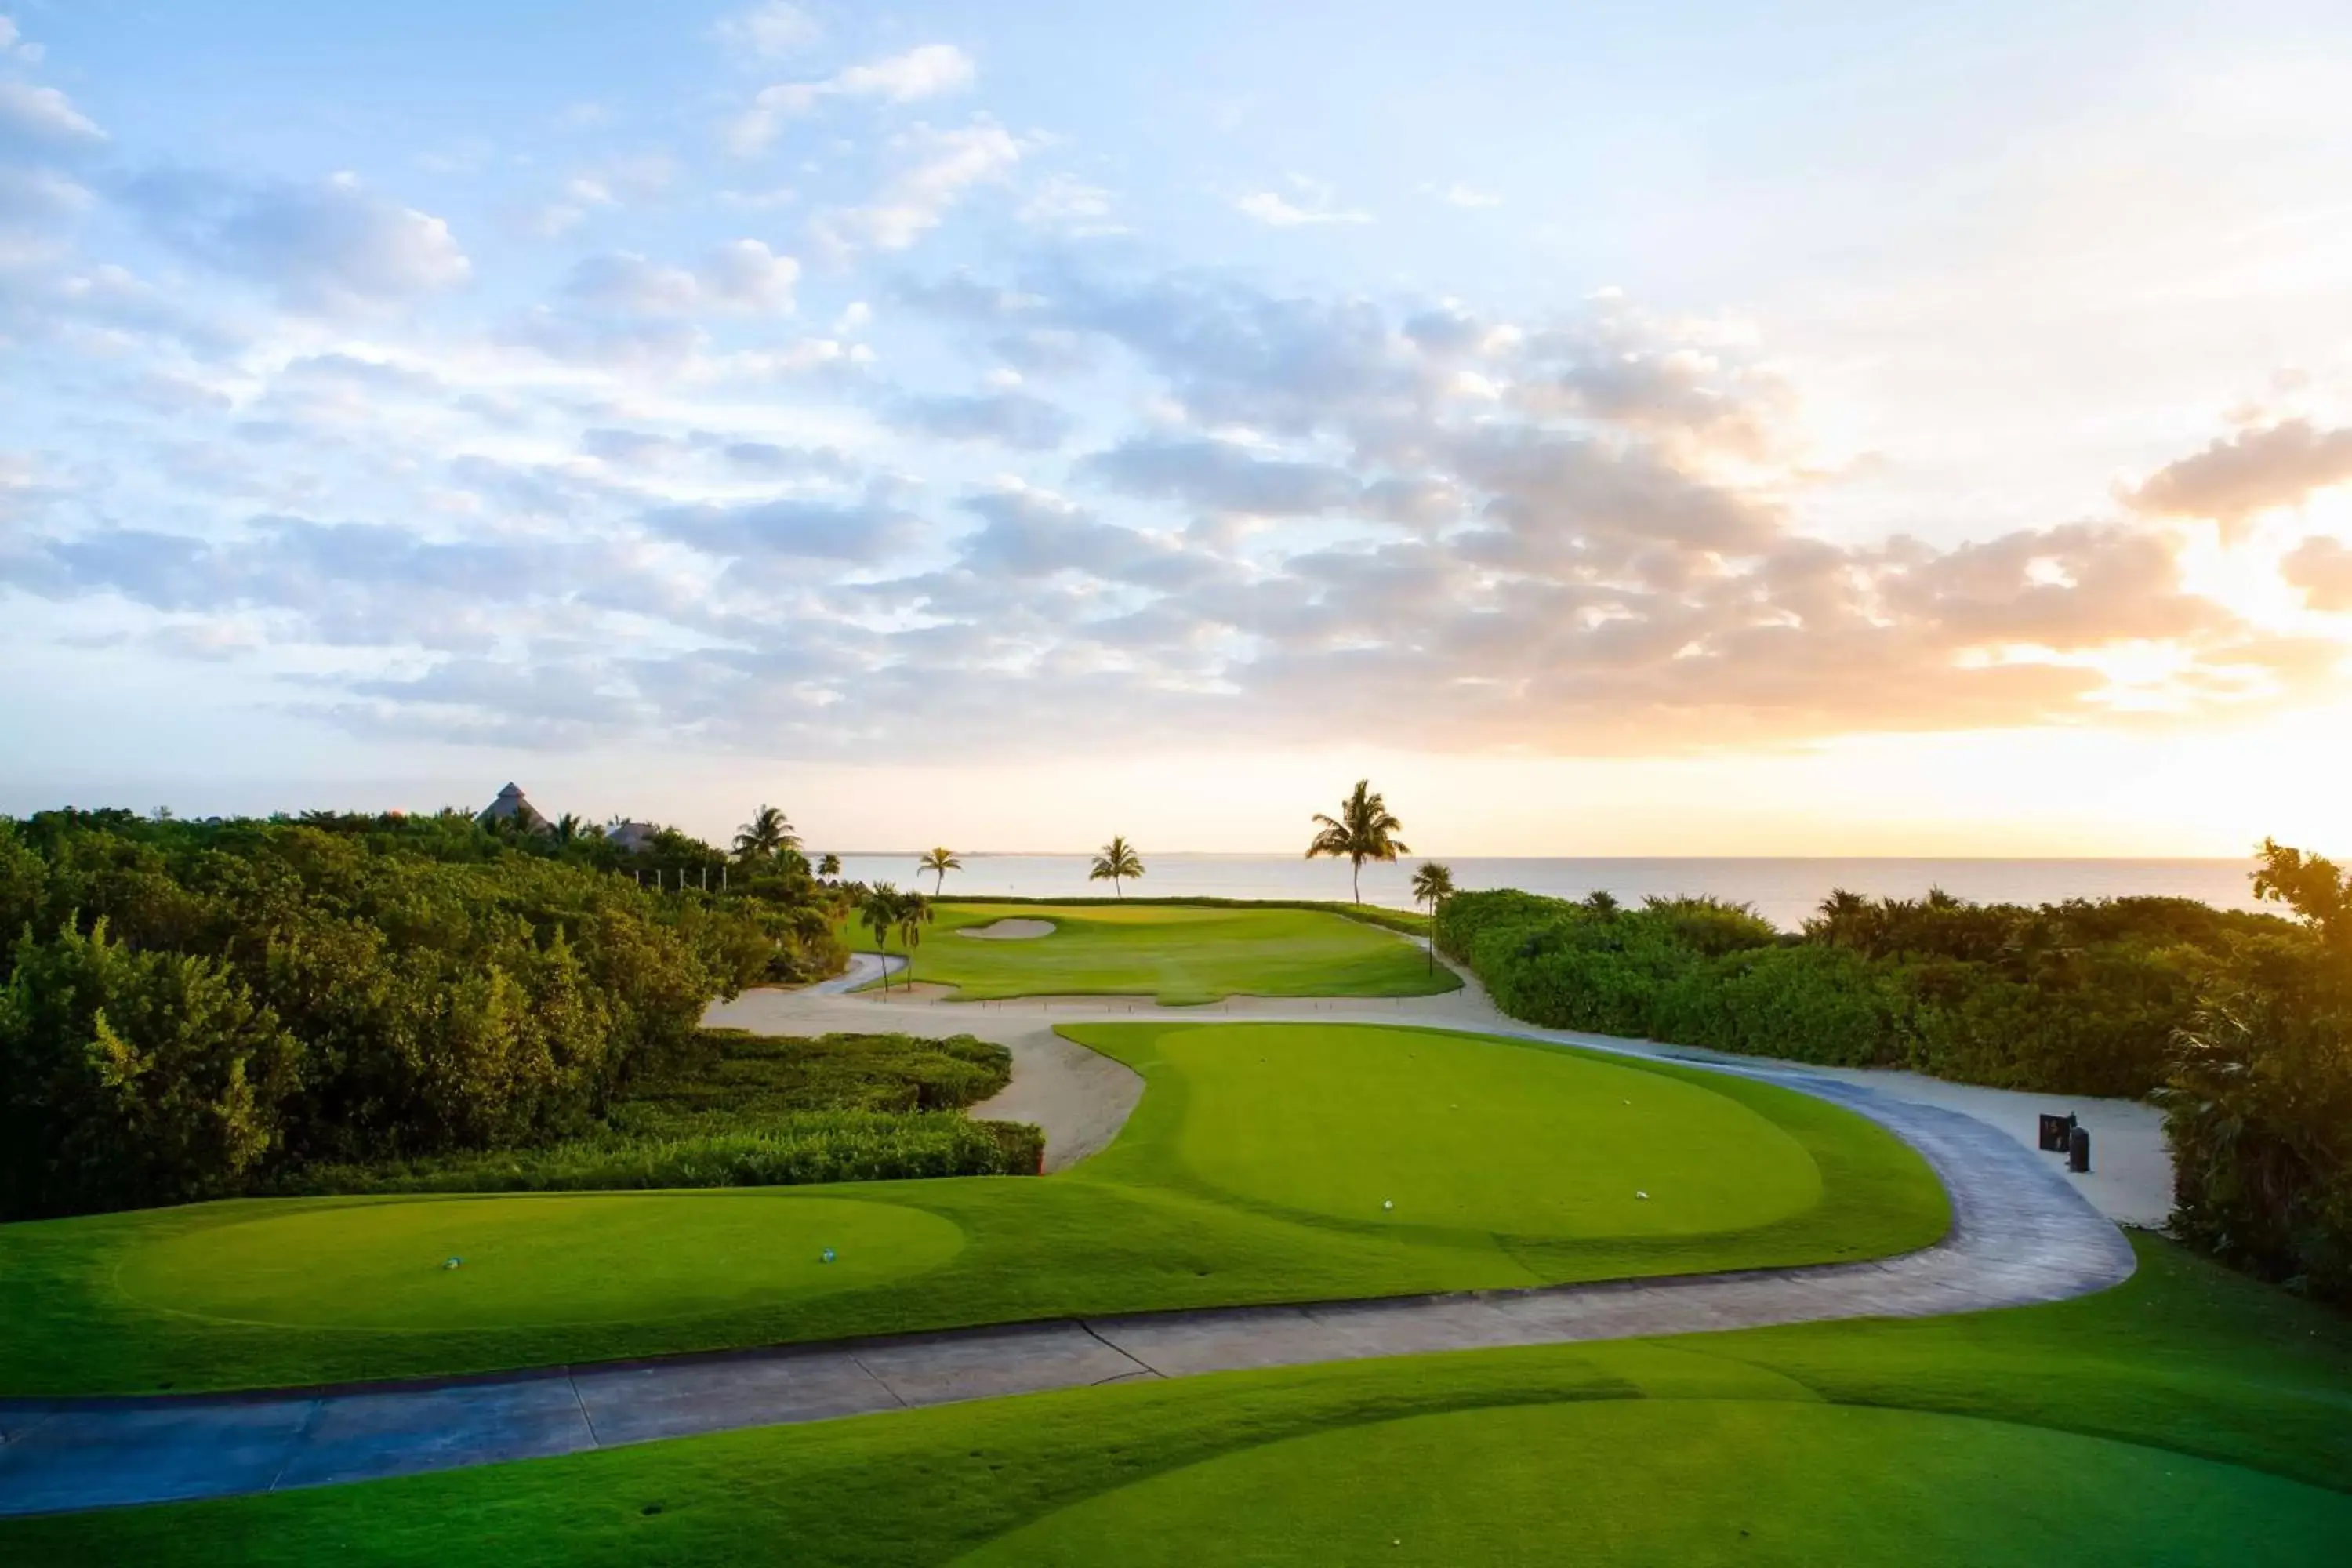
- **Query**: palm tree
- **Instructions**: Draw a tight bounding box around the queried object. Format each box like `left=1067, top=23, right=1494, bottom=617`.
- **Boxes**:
left=551, top=812, right=597, bottom=846
left=895, top=891, right=935, bottom=986
left=818, top=852, right=841, bottom=880
left=734, top=804, right=797, bottom=862
left=1410, top=861, right=1455, bottom=974
left=859, top=882, right=903, bottom=994
left=917, top=846, right=962, bottom=895
left=1089, top=835, right=1145, bottom=898
left=1305, top=779, right=1410, bottom=905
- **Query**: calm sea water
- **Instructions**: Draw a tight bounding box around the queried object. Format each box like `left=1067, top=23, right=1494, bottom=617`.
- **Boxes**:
left=831, top=855, right=2267, bottom=931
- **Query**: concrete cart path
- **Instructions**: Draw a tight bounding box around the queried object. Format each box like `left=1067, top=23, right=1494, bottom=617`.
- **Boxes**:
left=0, top=1025, right=2136, bottom=1518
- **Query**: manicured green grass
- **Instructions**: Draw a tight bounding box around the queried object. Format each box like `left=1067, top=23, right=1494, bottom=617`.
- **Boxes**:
left=111, top=1194, right=964, bottom=1330
left=862, top=902, right=1460, bottom=1004
left=965, top=1400, right=2350, bottom=1566
left=7, top=1237, right=2347, bottom=1566
left=0, top=1024, right=1944, bottom=1394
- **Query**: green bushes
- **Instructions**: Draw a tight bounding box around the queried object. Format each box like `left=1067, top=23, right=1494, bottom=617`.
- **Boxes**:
left=0, top=811, right=849, bottom=1218
left=271, top=1029, right=1041, bottom=1195
left=0, top=919, right=299, bottom=1214
left=2158, top=846, right=2352, bottom=1305
left=1437, top=887, right=2275, bottom=1099
left=274, top=1114, right=1043, bottom=1194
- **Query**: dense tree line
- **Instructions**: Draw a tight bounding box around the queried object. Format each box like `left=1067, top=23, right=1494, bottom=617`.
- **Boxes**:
left=1438, top=854, right=2352, bottom=1303
left=0, top=808, right=847, bottom=1218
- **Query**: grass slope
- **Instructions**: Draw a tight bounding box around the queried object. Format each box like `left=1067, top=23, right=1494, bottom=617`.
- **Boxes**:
left=862, top=902, right=1460, bottom=1004
left=0, top=1023, right=1944, bottom=1394
left=7, top=1237, right=2347, bottom=1566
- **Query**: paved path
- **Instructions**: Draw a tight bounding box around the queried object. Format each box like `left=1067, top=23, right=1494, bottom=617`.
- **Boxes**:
left=0, top=956, right=2143, bottom=1518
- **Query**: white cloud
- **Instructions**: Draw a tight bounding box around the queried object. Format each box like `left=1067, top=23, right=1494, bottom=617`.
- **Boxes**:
left=729, top=44, right=977, bottom=155
left=1438, top=183, right=1501, bottom=209
left=0, top=79, right=104, bottom=151
left=1019, top=172, right=1121, bottom=234
left=811, top=117, right=1022, bottom=256
left=713, top=2, right=822, bottom=60
left=123, top=169, right=470, bottom=311
left=1235, top=179, right=1370, bottom=227
left=564, top=238, right=799, bottom=315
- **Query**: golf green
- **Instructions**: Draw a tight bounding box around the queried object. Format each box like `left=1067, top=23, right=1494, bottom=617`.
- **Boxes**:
left=114, top=1195, right=965, bottom=1330
left=957, top=1399, right=2352, bottom=1566
left=1160, top=1024, right=1820, bottom=1236
left=864, top=902, right=1458, bottom=1004
left=5, top=1022, right=1945, bottom=1392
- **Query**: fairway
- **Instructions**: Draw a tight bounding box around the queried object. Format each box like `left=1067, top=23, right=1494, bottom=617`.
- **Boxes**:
left=11, top=1238, right=2350, bottom=1568
left=1162, top=1024, right=1820, bottom=1237
left=863, top=902, right=1459, bottom=1004
left=958, top=1398, right=2352, bottom=1565
left=112, top=1195, right=965, bottom=1330
left=2, top=1022, right=1945, bottom=1392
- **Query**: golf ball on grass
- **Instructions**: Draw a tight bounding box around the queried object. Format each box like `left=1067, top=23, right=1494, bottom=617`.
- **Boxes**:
left=820, top=1247, right=837, bottom=1264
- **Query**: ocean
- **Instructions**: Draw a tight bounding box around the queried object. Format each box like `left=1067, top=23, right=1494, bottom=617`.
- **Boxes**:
left=828, top=855, right=2269, bottom=931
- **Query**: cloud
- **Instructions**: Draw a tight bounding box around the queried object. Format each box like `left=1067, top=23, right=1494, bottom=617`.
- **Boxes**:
left=713, top=2, right=820, bottom=60
left=565, top=239, right=799, bottom=315
left=1436, top=184, right=1501, bottom=209
left=0, top=80, right=103, bottom=152
left=2127, top=419, right=2352, bottom=522
left=2285, top=535, right=2352, bottom=612
left=1084, top=437, right=1363, bottom=516
left=122, top=169, right=470, bottom=311
left=891, top=387, right=1071, bottom=449
left=810, top=118, right=1022, bottom=256
left=1235, top=179, right=1370, bottom=227
left=729, top=43, right=976, bottom=155
left=648, top=486, right=926, bottom=564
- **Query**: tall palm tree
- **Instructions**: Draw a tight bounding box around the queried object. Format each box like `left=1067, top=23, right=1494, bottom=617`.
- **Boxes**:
left=859, top=882, right=903, bottom=994
left=818, top=852, right=841, bottom=880
left=551, top=812, right=596, bottom=846
left=917, top=847, right=962, bottom=895
left=1089, top=835, right=1145, bottom=898
left=1305, top=779, right=1410, bottom=905
left=1410, top=861, right=1455, bottom=974
left=895, top=891, right=935, bottom=986
left=734, top=804, right=797, bottom=862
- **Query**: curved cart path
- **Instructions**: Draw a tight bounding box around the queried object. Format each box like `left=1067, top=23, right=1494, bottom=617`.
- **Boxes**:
left=0, top=956, right=2143, bottom=1519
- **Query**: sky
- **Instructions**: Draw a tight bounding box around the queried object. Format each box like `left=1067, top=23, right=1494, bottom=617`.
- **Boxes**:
left=5, top=0, right=2352, bottom=855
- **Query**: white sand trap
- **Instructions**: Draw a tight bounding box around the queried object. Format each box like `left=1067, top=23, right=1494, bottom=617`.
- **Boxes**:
left=957, top=918, right=1057, bottom=940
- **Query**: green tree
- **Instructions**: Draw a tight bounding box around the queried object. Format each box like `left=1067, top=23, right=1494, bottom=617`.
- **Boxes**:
left=2252, top=837, right=2352, bottom=951
left=859, top=883, right=904, bottom=994
left=1089, top=835, right=1145, bottom=898
left=818, top=853, right=841, bottom=879
left=733, top=804, right=797, bottom=862
left=916, top=847, right=962, bottom=896
left=1410, top=861, right=1455, bottom=973
left=896, top=891, right=935, bottom=987
left=1305, top=779, right=1410, bottom=904
left=0, top=917, right=299, bottom=1216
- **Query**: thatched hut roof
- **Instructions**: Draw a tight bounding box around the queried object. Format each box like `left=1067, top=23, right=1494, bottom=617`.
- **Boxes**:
left=477, top=782, right=552, bottom=834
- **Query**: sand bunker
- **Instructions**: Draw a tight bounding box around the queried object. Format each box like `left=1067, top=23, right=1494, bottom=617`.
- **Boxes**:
left=957, top=917, right=1057, bottom=941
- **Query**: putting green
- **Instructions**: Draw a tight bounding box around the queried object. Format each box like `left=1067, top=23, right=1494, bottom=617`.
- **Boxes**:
left=112, top=1194, right=964, bottom=1330
left=960, top=1399, right=2352, bottom=1566
left=865, top=902, right=1457, bottom=1004
left=1160, top=1023, right=1820, bottom=1237
left=8, top=1022, right=1947, bottom=1393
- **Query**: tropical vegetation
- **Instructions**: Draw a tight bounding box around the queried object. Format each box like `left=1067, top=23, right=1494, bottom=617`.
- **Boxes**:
left=1089, top=834, right=1145, bottom=896
left=0, top=806, right=848, bottom=1220
left=1305, top=779, right=1409, bottom=904
left=916, top=847, right=961, bottom=895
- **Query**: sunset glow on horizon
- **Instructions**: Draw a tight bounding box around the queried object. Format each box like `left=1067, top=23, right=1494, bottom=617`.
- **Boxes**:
left=5, top=2, right=2352, bottom=855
